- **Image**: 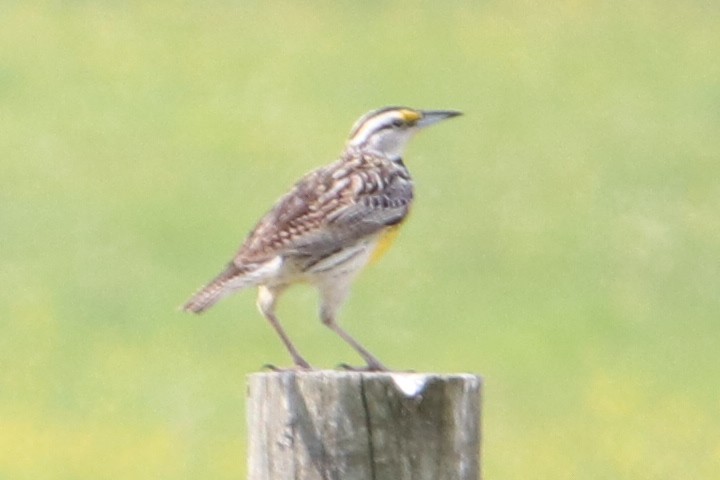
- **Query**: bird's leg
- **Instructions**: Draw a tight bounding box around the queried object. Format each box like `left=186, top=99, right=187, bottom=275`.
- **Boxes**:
left=318, top=280, right=388, bottom=371
left=262, top=311, right=312, bottom=369
left=257, top=286, right=312, bottom=369
left=321, top=312, right=387, bottom=371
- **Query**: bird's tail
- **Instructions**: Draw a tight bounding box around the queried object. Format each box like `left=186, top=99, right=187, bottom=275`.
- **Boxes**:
left=182, top=263, right=252, bottom=314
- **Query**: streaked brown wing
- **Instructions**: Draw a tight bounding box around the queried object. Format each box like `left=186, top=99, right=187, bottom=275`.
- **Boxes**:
left=234, top=157, right=413, bottom=265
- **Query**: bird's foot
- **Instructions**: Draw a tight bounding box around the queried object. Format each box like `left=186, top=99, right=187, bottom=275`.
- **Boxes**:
left=338, top=362, right=388, bottom=372
left=262, top=361, right=313, bottom=372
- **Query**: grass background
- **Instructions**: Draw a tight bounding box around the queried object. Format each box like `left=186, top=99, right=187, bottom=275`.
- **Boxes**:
left=1, top=1, right=719, bottom=478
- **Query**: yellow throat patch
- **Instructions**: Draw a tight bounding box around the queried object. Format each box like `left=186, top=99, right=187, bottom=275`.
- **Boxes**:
left=370, top=225, right=403, bottom=264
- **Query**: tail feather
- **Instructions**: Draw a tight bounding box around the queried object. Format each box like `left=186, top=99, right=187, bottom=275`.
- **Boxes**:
left=182, top=256, right=283, bottom=314
left=182, top=263, right=249, bottom=313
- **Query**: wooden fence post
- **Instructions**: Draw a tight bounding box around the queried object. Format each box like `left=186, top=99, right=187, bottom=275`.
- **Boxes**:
left=247, top=371, right=482, bottom=480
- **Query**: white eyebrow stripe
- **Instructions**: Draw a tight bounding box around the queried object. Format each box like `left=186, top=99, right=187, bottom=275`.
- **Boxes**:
left=349, top=111, right=398, bottom=145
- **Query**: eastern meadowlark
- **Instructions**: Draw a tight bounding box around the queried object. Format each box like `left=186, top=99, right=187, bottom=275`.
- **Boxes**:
left=183, top=106, right=461, bottom=370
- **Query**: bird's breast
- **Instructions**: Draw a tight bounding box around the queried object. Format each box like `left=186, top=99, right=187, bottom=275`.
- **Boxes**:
left=369, top=223, right=405, bottom=264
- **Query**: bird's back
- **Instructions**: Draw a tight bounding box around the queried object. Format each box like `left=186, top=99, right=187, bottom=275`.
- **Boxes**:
left=236, top=148, right=414, bottom=269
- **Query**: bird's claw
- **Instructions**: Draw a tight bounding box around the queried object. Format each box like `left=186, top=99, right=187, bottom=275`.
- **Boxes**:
left=337, top=362, right=388, bottom=372
left=262, top=362, right=313, bottom=372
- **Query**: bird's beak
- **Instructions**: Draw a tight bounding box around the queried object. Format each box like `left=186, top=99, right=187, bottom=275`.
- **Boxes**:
left=417, top=110, right=463, bottom=128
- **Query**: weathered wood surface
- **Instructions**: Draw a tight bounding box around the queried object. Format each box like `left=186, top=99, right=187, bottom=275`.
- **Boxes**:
left=247, top=371, right=482, bottom=480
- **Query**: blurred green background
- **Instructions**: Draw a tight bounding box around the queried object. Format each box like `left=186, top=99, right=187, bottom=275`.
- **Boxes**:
left=1, top=1, right=719, bottom=478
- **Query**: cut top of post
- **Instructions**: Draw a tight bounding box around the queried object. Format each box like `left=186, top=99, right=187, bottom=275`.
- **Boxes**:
left=247, top=371, right=483, bottom=480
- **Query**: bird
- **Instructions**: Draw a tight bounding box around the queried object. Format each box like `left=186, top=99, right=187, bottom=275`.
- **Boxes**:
left=182, top=106, right=461, bottom=370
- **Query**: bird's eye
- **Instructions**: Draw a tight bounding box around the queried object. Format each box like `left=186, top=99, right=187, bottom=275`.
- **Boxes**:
left=392, top=119, right=404, bottom=128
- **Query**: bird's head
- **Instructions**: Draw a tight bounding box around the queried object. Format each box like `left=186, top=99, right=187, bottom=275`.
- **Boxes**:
left=346, top=106, right=462, bottom=158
